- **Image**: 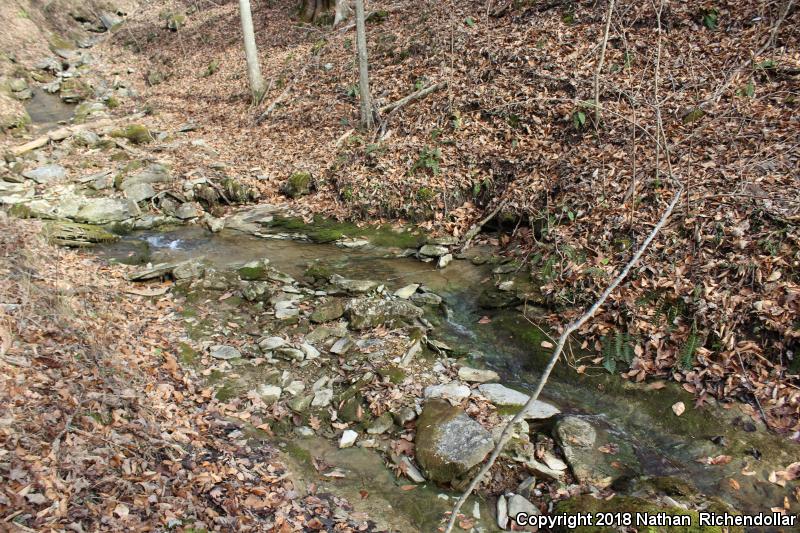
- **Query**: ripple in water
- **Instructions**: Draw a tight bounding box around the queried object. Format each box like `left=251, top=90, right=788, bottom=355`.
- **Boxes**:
left=145, top=235, right=184, bottom=250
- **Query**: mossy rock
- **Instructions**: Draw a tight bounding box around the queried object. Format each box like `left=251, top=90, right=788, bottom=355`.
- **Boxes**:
left=282, top=171, right=312, bottom=198
left=307, top=228, right=343, bottom=243
left=304, top=262, right=333, bottom=283
left=237, top=259, right=271, bottom=281
left=221, top=177, right=255, bottom=204
left=552, top=495, right=743, bottom=533
left=111, top=124, right=153, bottom=144
left=310, top=299, right=345, bottom=323
left=49, top=35, right=76, bottom=52
left=59, top=78, right=91, bottom=103
left=43, top=221, right=120, bottom=247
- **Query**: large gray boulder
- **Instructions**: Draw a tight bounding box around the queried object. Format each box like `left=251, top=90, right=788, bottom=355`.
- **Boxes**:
left=345, top=297, right=423, bottom=330
left=75, top=198, right=137, bottom=224
left=415, top=400, right=494, bottom=484
left=124, top=182, right=156, bottom=203
left=120, top=164, right=172, bottom=189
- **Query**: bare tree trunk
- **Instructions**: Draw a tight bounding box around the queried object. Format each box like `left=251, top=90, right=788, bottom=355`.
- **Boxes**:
left=354, top=0, right=373, bottom=129
left=334, top=0, right=352, bottom=27
left=594, top=0, right=616, bottom=125
left=238, top=0, right=265, bottom=104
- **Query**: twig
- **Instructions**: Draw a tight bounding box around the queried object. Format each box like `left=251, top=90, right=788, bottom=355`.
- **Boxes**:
left=459, top=199, right=507, bottom=251
left=594, top=0, right=616, bottom=126
left=379, top=82, right=448, bottom=114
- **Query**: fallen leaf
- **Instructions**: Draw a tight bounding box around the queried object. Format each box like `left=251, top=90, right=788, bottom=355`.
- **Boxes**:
left=541, top=340, right=554, bottom=348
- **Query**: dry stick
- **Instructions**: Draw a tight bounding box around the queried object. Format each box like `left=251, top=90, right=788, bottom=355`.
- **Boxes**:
left=594, top=0, right=616, bottom=126
left=379, top=82, right=448, bottom=114
left=459, top=199, right=507, bottom=252
left=444, top=181, right=682, bottom=532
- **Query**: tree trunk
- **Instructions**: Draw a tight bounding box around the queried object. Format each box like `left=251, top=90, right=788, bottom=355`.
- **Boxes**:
left=334, top=0, right=352, bottom=27
left=300, top=0, right=332, bottom=22
left=354, top=0, right=373, bottom=129
left=238, top=0, right=265, bottom=104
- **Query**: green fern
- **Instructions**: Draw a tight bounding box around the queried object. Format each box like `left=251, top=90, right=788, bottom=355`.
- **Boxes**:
left=680, top=325, right=700, bottom=370
left=601, top=331, right=634, bottom=374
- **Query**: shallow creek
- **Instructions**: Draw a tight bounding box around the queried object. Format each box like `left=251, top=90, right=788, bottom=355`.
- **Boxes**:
left=98, top=224, right=798, bottom=531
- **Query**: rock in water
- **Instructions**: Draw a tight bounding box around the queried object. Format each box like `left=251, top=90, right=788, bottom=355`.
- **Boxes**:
left=458, top=366, right=500, bottom=383
left=415, top=400, right=494, bottom=484
left=418, top=244, right=449, bottom=258
left=555, top=416, right=639, bottom=489
left=329, top=274, right=378, bottom=294
left=345, top=297, right=423, bottom=330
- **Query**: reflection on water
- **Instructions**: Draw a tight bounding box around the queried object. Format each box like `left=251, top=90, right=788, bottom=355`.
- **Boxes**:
left=24, top=88, right=75, bottom=132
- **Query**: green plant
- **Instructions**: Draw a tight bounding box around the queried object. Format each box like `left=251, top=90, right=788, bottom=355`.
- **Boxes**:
left=738, top=81, right=755, bottom=98
left=346, top=84, right=359, bottom=98
left=412, top=147, right=441, bottom=175
left=464, top=16, right=475, bottom=27
left=701, top=8, right=719, bottom=30
left=601, top=331, right=635, bottom=374
left=416, top=187, right=435, bottom=202
left=680, top=324, right=700, bottom=369
left=572, top=109, right=587, bottom=130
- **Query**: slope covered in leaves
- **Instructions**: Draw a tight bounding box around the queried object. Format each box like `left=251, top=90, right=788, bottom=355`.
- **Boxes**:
left=95, top=0, right=799, bottom=433
left=0, top=213, right=376, bottom=530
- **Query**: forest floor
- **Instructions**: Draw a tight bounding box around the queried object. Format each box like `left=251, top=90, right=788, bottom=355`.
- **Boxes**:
left=1, top=0, right=799, bottom=531
left=96, top=0, right=799, bottom=434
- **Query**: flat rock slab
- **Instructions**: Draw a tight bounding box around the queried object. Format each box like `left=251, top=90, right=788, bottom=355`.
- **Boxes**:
left=75, top=197, right=138, bottom=224
left=415, top=400, right=494, bottom=484
left=23, top=165, right=66, bottom=183
left=424, top=382, right=471, bottom=404
left=458, top=366, right=500, bottom=383
left=345, top=297, right=423, bottom=330
left=476, top=383, right=561, bottom=420
left=210, top=345, right=241, bottom=360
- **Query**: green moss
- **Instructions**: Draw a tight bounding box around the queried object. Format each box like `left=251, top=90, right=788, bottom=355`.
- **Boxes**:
left=215, top=380, right=239, bottom=401
left=166, top=13, right=186, bottom=30
left=378, top=365, right=406, bottom=384
left=283, top=441, right=314, bottom=466
left=111, top=124, right=153, bottom=144
left=178, top=342, right=199, bottom=365
left=283, top=171, right=312, bottom=198
left=416, top=187, right=435, bottom=202
left=43, top=221, right=119, bottom=247
left=307, top=228, right=344, bottom=243
left=8, top=204, right=33, bottom=219
left=49, top=35, right=75, bottom=51
left=105, top=96, right=120, bottom=109
left=304, top=262, right=333, bottom=282
left=268, top=215, right=426, bottom=249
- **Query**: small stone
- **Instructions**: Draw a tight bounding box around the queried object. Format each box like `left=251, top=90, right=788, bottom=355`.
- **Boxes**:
left=508, top=494, right=540, bottom=522
left=210, top=345, right=240, bottom=360
left=329, top=274, right=378, bottom=294
left=242, top=281, right=271, bottom=302
left=310, top=299, right=345, bottom=323
left=330, top=337, right=353, bottom=355
left=311, top=388, right=333, bottom=407
left=276, top=347, right=305, bottom=362
left=204, top=214, right=225, bottom=232
left=175, top=202, right=203, bottom=219
left=295, top=426, right=315, bottom=437
left=393, top=406, right=417, bottom=425
left=288, top=394, right=313, bottom=412
left=286, top=380, right=305, bottom=396
left=399, top=456, right=426, bottom=483
left=458, top=366, right=500, bottom=383
left=300, top=342, right=320, bottom=360
left=498, top=280, right=514, bottom=291
left=411, top=292, right=443, bottom=306
left=275, top=307, right=299, bottom=319
left=367, top=412, right=393, bottom=435
left=72, top=129, right=101, bottom=147
left=437, top=254, right=453, bottom=268
left=258, top=336, right=286, bottom=351
left=393, top=284, right=420, bottom=299
left=418, top=244, right=449, bottom=257
left=173, top=260, right=205, bottom=280
left=424, top=382, right=471, bottom=404
left=339, top=429, right=358, bottom=448
left=497, top=495, right=509, bottom=530
left=22, top=165, right=66, bottom=184
left=256, top=384, right=281, bottom=404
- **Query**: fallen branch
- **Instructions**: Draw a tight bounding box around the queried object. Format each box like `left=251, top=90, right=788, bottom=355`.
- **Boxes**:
left=379, top=82, right=447, bottom=115
left=459, top=199, right=507, bottom=252
left=255, top=65, right=309, bottom=124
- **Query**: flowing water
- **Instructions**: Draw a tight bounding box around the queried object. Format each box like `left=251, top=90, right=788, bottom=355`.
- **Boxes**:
left=98, top=223, right=799, bottom=531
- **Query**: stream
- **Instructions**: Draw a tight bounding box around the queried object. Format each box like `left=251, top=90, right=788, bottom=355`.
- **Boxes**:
left=98, top=222, right=798, bottom=532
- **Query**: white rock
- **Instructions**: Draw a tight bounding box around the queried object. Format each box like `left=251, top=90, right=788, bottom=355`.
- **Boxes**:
left=399, top=456, right=426, bottom=483
left=258, top=336, right=286, bottom=351
left=541, top=451, right=568, bottom=471
left=458, top=366, right=500, bottom=383
left=437, top=253, right=453, bottom=268
left=312, top=388, right=333, bottom=407
left=508, top=494, right=540, bottom=522
left=210, top=345, right=240, bottom=360
left=330, top=337, right=353, bottom=355
left=497, top=495, right=508, bottom=530
left=498, top=280, right=514, bottom=291
left=275, top=307, right=299, bottom=319
left=423, top=382, right=471, bottom=404
left=300, top=342, right=320, bottom=360
left=394, top=283, right=420, bottom=299
left=285, top=380, right=305, bottom=396
left=256, top=384, right=281, bottom=404
left=339, top=429, right=358, bottom=448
